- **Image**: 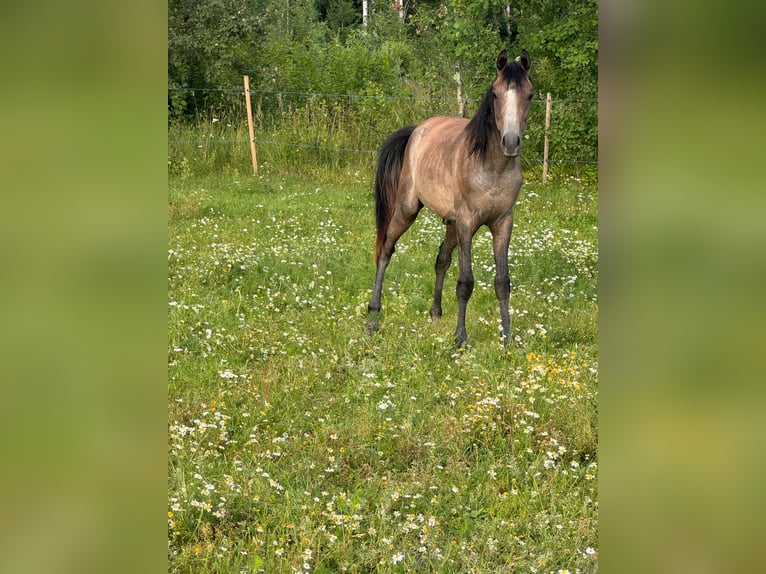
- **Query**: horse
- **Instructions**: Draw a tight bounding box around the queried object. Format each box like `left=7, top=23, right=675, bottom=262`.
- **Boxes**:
left=365, top=49, right=533, bottom=347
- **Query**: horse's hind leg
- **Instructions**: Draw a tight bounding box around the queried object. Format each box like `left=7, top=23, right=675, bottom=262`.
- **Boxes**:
left=430, top=220, right=457, bottom=322
left=366, top=202, right=422, bottom=334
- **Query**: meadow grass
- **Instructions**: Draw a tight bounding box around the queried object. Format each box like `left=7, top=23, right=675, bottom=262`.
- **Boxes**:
left=168, top=165, right=598, bottom=573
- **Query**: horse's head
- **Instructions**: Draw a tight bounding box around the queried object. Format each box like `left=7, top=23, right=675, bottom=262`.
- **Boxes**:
left=492, top=49, right=533, bottom=157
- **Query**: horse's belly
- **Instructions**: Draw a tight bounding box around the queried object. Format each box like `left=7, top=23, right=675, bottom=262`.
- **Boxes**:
left=420, top=193, right=455, bottom=220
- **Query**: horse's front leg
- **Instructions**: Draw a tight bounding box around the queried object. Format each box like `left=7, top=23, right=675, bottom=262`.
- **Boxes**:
left=454, top=223, right=475, bottom=347
left=489, top=216, right=514, bottom=346
left=430, top=221, right=457, bottom=322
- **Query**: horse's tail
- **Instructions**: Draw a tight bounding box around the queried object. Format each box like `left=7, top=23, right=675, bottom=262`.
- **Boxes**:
left=374, top=125, right=415, bottom=265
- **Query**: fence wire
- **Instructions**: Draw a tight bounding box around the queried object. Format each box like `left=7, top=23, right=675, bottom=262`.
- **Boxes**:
left=168, top=86, right=597, bottom=166
left=168, top=85, right=597, bottom=104
left=168, top=137, right=595, bottom=165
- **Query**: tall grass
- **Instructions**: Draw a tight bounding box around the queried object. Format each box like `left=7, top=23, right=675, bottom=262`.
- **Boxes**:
left=168, top=163, right=598, bottom=572
left=168, top=91, right=597, bottom=182
left=169, top=90, right=452, bottom=180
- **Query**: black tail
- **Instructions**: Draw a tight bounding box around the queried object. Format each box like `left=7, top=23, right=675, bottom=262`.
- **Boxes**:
left=374, top=125, right=415, bottom=264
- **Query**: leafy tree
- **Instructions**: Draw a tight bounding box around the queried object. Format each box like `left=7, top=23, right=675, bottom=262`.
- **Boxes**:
left=316, top=0, right=362, bottom=36
left=407, top=0, right=511, bottom=102
left=168, top=0, right=265, bottom=117
left=511, top=0, right=597, bottom=98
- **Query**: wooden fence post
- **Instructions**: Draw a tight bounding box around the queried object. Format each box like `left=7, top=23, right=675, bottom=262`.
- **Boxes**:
left=243, top=75, right=258, bottom=174
left=542, top=92, right=552, bottom=184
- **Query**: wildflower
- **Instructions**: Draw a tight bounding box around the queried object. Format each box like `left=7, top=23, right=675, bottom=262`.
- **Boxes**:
left=392, top=552, right=405, bottom=564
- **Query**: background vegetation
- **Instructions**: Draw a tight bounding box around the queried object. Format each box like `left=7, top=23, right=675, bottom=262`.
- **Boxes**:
left=168, top=0, right=597, bottom=177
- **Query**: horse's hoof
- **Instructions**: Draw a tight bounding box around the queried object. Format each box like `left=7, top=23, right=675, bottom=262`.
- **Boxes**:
left=365, top=318, right=380, bottom=335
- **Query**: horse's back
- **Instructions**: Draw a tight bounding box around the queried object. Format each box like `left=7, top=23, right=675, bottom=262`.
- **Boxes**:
left=411, top=116, right=469, bottom=153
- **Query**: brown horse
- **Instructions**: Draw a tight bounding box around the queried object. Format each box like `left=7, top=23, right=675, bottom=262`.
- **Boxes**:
left=366, top=49, right=533, bottom=347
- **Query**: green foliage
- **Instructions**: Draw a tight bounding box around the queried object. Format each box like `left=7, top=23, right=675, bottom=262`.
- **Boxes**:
left=316, top=0, right=361, bottom=36
left=168, top=1, right=597, bottom=95
left=513, top=0, right=597, bottom=96
left=168, top=0, right=266, bottom=117
left=167, top=0, right=598, bottom=175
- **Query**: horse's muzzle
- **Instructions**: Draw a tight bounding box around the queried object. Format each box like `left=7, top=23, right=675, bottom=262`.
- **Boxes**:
left=501, top=133, right=522, bottom=157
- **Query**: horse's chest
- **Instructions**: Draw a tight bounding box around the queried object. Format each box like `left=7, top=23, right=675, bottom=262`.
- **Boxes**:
left=467, top=173, right=521, bottom=213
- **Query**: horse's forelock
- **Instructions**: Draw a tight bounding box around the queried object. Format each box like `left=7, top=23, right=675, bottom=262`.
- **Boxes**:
left=501, top=60, right=528, bottom=89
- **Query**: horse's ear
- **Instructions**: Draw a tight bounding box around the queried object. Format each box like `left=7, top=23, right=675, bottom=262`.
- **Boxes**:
left=496, top=50, right=508, bottom=71
left=519, top=49, right=531, bottom=71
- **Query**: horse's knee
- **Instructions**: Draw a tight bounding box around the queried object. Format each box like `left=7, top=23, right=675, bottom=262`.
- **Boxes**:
left=456, top=275, right=474, bottom=301
left=434, top=247, right=452, bottom=273
left=494, top=274, right=510, bottom=297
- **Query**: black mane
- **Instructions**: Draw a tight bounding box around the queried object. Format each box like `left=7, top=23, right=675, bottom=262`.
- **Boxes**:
left=466, top=59, right=528, bottom=160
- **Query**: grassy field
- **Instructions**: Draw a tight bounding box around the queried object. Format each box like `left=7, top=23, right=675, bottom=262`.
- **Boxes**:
left=168, top=166, right=598, bottom=573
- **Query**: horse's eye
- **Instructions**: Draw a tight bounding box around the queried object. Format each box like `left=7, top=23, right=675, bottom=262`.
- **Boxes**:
left=528, top=93, right=534, bottom=101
